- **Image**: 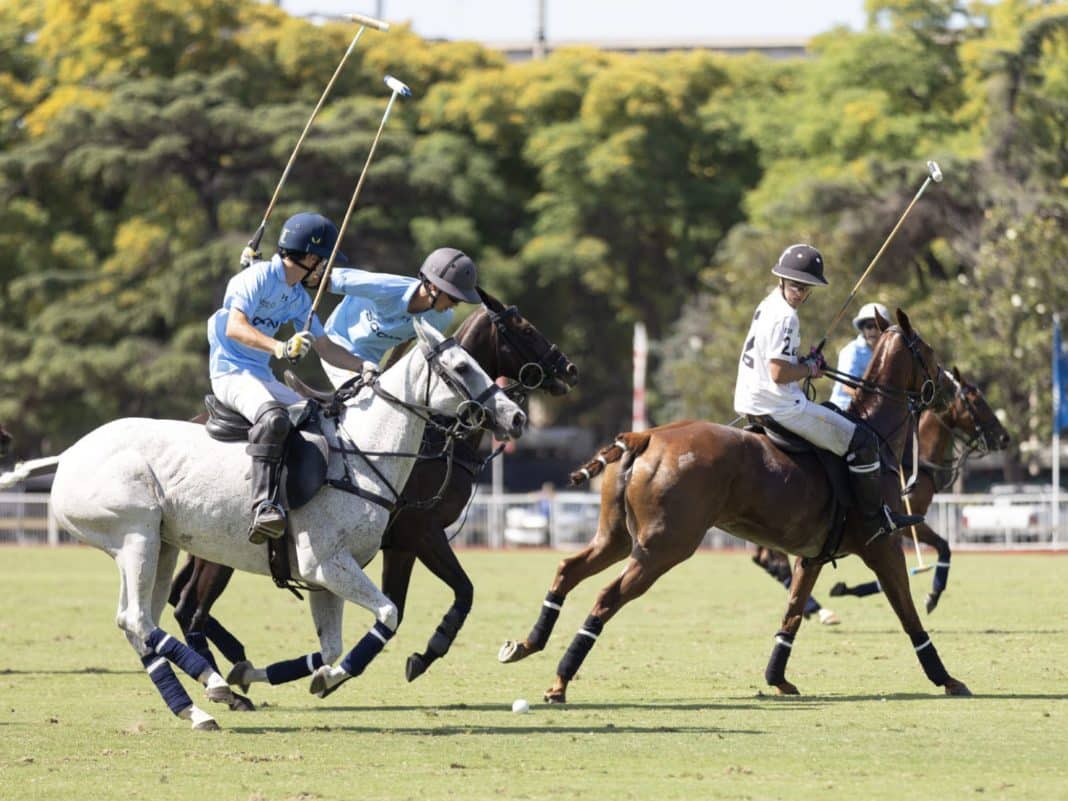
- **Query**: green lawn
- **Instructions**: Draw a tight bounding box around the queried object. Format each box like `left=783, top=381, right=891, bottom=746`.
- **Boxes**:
left=0, top=546, right=1064, bottom=801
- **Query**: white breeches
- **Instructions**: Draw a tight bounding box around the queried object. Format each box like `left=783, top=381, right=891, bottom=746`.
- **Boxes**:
left=211, top=372, right=302, bottom=423
left=769, top=397, right=856, bottom=456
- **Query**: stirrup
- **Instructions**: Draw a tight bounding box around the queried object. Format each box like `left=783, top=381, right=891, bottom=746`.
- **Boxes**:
left=865, top=505, right=923, bottom=544
left=248, top=502, right=287, bottom=544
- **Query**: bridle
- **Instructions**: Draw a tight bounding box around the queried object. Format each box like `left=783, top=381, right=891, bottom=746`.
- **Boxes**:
left=920, top=375, right=1001, bottom=489
left=484, top=304, right=572, bottom=402
left=328, top=334, right=512, bottom=512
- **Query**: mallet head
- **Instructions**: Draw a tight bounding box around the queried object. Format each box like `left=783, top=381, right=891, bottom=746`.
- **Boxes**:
left=927, top=160, right=943, bottom=183
left=384, top=75, right=412, bottom=97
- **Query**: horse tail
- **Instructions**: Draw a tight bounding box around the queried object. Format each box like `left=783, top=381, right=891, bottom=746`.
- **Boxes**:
left=0, top=455, right=62, bottom=489
left=569, top=431, right=653, bottom=486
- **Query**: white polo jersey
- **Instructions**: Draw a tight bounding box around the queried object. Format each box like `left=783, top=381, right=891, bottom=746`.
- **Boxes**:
left=734, top=287, right=807, bottom=416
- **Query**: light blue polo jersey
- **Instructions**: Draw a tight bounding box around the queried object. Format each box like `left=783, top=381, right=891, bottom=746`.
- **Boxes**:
left=324, top=268, right=453, bottom=364
left=829, top=334, right=874, bottom=410
left=207, top=255, right=325, bottom=381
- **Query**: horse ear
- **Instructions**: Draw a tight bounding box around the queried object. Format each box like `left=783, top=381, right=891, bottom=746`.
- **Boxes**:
left=476, top=285, right=500, bottom=311
left=952, top=365, right=962, bottom=383
left=874, top=307, right=890, bottom=331
left=413, top=315, right=440, bottom=345
left=896, top=307, right=913, bottom=334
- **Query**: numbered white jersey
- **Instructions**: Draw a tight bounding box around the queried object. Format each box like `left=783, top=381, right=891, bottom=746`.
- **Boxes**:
left=733, top=287, right=807, bottom=416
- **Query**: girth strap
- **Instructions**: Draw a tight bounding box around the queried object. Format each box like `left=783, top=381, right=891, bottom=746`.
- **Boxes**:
left=326, top=477, right=395, bottom=512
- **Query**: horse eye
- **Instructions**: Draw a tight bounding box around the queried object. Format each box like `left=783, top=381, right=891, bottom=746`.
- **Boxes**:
left=454, top=362, right=470, bottom=374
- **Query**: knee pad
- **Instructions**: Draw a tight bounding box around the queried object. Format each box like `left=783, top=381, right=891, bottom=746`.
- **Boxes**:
left=846, top=426, right=879, bottom=466
left=248, top=401, right=291, bottom=445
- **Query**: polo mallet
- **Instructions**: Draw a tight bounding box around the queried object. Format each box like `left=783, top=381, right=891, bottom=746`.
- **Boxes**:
left=813, top=160, right=944, bottom=353
left=304, top=75, right=412, bottom=331
left=241, top=11, right=391, bottom=266
left=899, top=469, right=933, bottom=574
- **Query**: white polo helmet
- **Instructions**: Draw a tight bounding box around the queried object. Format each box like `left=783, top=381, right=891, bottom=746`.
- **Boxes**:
left=853, top=302, right=890, bottom=331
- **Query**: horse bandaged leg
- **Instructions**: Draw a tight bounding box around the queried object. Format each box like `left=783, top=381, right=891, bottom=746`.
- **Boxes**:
left=310, top=621, right=395, bottom=698
left=146, top=628, right=232, bottom=703
left=141, top=653, right=194, bottom=716
left=764, top=630, right=794, bottom=687
left=557, top=614, right=603, bottom=682
left=529, top=591, right=565, bottom=650
left=184, top=631, right=219, bottom=673
left=408, top=603, right=471, bottom=682
left=910, top=631, right=950, bottom=686
left=203, top=616, right=248, bottom=665
left=265, top=652, right=325, bottom=685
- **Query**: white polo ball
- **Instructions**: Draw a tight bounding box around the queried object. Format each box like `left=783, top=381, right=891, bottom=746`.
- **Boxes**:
left=511, top=698, right=530, bottom=714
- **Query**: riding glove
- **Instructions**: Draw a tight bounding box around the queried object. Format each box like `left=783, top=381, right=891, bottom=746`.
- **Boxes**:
left=274, top=331, right=316, bottom=362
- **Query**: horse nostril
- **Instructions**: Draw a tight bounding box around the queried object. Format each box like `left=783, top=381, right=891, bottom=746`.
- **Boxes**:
left=567, top=364, right=579, bottom=380
left=512, top=411, right=526, bottom=431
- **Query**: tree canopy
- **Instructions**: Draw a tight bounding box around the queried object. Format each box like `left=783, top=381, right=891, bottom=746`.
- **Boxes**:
left=1, top=0, right=1065, bottom=480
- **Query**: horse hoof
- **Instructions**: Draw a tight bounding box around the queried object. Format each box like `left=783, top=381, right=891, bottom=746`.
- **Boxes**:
left=228, top=692, right=256, bottom=712
left=187, top=707, right=220, bottom=731
left=498, top=640, right=530, bottom=663
left=829, top=582, right=848, bottom=597
left=543, top=689, right=566, bottom=704
left=310, top=665, right=349, bottom=699
left=925, top=592, right=941, bottom=614
left=406, top=653, right=429, bottom=682
left=192, top=717, right=221, bottom=731
left=206, top=684, right=236, bottom=706
left=944, top=679, right=972, bottom=697
left=774, top=682, right=800, bottom=696
left=818, top=608, right=841, bottom=626
left=226, top=660, right=254, bottom=693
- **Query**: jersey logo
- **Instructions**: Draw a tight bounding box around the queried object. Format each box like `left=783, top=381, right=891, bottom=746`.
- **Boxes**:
left=251, top=315, right=282, bottom=329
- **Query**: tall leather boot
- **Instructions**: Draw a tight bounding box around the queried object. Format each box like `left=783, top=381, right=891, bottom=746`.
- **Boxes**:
left=246, top=401, right=291, bottom=545
left=845, top=426, right=923, bottom=541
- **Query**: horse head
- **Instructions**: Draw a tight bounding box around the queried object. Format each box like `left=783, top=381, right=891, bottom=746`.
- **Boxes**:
left=944, top=366, right=1011, bottom=453
left=459, top=286, right=578, bottom=398
left=403, top=316, right=527, bottom=441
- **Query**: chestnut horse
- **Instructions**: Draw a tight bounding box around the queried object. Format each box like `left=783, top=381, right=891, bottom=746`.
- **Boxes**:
left=500, top=309, right=972, bottom=701
left=829, top=366, right=1009, bottom=611
left=170, top=288, right=577, bottom=701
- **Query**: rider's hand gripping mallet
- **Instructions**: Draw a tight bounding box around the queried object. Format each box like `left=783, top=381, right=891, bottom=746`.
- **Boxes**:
left=241, top=11, right=391, bottom=267
left=303, top=75, right=412, bottom=332
left=813, top=161, right=944, bottom=354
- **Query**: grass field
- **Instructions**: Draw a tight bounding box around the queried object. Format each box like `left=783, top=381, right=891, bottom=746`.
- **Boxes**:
left=0, top=546, right=1065, bottom=801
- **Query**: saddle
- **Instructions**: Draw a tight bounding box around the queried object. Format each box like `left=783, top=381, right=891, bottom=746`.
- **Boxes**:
left=744, top=406, right=858, bottom=566
left=203, top=394, right=331, bottom=512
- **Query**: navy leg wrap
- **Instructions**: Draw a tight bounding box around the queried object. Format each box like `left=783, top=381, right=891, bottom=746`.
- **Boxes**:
left=427, top=603, right=470, bottom=659
left=854, top=580, right=882, bottom=597
left=933, top=547, right=951, bottom=593
left=556, top=614, right=603, bottom=681
left=184, top=631, right=219, bottom=673
left=141, top=652, right=193, bottom=716
left=764, top=630, right=794, bottom=686
left=203, top=616, right=247, bottom=665
left=910, top=631, right=950, bottom=685
left=146, top=628, right=213, bottom=680
left=340, top=621, right=395, bottom=677
left=803, top=596, right=821, bottom=615
left=528, top=591, right=564, bottom=649
left=266, top=652, right=325, bottom=685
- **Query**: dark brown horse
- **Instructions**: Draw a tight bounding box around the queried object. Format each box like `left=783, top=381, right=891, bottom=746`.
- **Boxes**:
left=500, top=309, right=972, bottom=701
left=171, top=288, right=578, bottom=701
left=829, top=366, right=1009, bottom=611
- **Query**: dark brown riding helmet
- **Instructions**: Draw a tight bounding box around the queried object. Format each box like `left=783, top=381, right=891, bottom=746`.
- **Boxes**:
left=419, top=248, right=480, bottom=303
left=770, top=243, right=828, bottom=286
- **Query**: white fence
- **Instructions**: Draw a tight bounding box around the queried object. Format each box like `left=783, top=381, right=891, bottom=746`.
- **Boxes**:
left=4, top=489, right=1064, bottom=550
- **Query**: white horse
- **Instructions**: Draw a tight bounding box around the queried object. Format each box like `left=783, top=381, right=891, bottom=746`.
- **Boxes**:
left=49, top=317, right=525, bottom=731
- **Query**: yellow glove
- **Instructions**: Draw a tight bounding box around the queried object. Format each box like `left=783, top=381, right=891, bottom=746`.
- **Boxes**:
left=240, top=245, right=260, bottom=267
left=273, top=331, right=316, bottom=362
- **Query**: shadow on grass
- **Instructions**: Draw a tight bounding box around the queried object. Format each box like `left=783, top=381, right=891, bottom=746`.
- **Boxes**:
left=0, top=667, right=140, bottom=675
left=735, top=692, right=1068, bottom=703
left=279, top=701, right=767, bottom=714
left=228, top=722, right=765, bottom=736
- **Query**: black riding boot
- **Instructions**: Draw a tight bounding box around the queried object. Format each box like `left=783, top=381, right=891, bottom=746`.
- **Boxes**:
left=246, top=401, right=291, bottom=545
left=845, top=427, right=923, bottom=541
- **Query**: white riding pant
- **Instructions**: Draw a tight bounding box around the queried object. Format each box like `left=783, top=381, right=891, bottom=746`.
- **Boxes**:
left=767, top=396, right=856, bottom=457
left=211, top=372, right=301, bottom=424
